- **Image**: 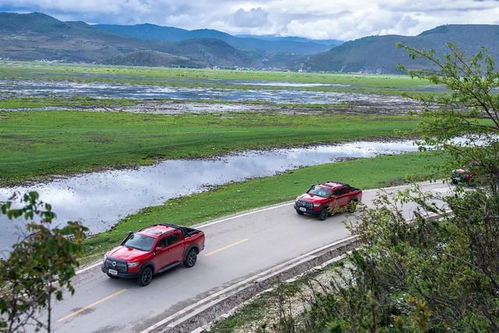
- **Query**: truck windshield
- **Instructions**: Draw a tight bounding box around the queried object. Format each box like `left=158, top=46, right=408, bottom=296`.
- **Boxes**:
left=308, top=185, right=331, bottom=198
left=123, top=233, right=156, bottom=251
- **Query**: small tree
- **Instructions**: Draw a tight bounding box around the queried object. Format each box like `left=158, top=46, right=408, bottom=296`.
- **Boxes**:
left=397, top=42, right=498, bottom=190
left=0, top=192, right=87, bottom=332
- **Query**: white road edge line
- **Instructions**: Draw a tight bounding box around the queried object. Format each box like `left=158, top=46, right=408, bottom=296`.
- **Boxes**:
left=76, top=262, right=102, bottom=275
left=75, top=181, right=444, bottom=276
left=139, top=235, right=358, bottom=333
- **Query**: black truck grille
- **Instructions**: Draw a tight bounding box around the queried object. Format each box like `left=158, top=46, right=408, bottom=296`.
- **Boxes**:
left=104, top=258, right=128, bottom=272
left=296, top=200, right=313, bottom=209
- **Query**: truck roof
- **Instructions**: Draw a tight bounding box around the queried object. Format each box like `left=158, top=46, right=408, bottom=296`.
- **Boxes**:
left=321, top=181, right=347, bottom=189
left=139, top=225, right=176, bottom=238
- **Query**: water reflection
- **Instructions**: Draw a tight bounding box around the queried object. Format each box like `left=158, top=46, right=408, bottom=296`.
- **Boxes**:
left=0, top=80, right=413, bottom=105
left=0, top=140, right=418, bottom=253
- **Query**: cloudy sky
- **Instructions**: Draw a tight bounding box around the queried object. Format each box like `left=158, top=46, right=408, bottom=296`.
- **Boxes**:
left=0, top=0, right=498, bottom=40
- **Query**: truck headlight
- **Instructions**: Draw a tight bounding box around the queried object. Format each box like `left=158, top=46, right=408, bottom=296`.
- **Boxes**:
left=127, top=262, right=140, bottom=268
left=313, top=203, right=321, bottom=207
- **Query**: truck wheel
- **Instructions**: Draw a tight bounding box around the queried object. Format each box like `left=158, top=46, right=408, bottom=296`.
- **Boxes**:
left=318, top=208, right=328, bottom=221
left=184, top=249, right=198, bottom=268
left=137, top=267, right=153, bottom=287
left=347, top=200, right=358, bottom=213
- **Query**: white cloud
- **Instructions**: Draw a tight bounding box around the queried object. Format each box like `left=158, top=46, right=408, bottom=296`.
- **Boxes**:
left=231, top=7, right=268, bottom=28
left=1, top=0, right=498, bottom=40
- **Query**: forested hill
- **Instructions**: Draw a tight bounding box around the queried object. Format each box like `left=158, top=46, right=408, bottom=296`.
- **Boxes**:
left=305, top=25, right=499, bottom=73
left=0, top=12, right=252, bottom=68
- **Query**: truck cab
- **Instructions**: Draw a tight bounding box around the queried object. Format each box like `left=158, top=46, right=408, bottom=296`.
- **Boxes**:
left=294, top=181, right=362, bottom=220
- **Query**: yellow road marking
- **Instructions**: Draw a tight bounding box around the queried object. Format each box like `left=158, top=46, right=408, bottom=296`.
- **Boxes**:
left=204, top=239, right=249, bottom=257
left=57, top=289, right=127, bottom=322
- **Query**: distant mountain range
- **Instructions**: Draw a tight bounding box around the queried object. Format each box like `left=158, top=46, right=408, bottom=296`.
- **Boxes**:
left=0, top=12, right=498, bottom=73
left=95, top=24, right=341, bottom=55
left=305, top=25, right=499, bottom=73
left=0, top=12, right=253, bottom=67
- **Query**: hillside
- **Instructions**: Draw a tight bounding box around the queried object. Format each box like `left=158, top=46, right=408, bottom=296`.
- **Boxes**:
left=95, top=23, right=340, bottom=55
left=0, top=12, right=252, bottom=67
left=103, top=51, right=203, bottom=67
left=305, top=25, right=499, bottom=73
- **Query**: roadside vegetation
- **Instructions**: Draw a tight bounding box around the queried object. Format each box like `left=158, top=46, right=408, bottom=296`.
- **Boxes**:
left=0, top=111, right=419, bottom=185
left=210, top=260, right=345, bottom=333
left=212, top=44, right=498, bottom=332
left=81, top=151, right=443, bottom=263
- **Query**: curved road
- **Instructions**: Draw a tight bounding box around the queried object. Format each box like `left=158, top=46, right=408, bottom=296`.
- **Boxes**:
left=49, top=182, right=450, bottom=333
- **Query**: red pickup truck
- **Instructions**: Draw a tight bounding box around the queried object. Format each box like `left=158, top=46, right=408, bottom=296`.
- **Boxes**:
left=294, top=181, right=362, bottom=220
left=102, top=224, right=205, bottom=286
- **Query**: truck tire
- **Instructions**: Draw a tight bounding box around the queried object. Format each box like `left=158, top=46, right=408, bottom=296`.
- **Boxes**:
left=347, top=200, right=358, bottom=213
left=318, top=208, right=328, bottom=221
left=137, top=266, right=153, bottom=286
left=184, top=248, right=198, bottom=268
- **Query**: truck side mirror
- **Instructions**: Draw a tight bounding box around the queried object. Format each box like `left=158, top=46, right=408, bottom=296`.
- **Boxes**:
left=121, top=231, right=134, bottom=245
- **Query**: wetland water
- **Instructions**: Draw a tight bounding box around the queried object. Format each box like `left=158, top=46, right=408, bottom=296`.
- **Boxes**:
left=0, top=140, right=418, bottom=254
left=0, top=80, right=417, bottom=105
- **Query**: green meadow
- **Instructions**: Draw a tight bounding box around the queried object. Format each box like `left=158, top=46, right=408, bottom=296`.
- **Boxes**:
left=0, top=110, right=418, bottom=185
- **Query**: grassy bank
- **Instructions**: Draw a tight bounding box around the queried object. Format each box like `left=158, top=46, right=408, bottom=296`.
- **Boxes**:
left=0, top=111, right=418, bottom=185
left=82, top=151, right=443, bottom=263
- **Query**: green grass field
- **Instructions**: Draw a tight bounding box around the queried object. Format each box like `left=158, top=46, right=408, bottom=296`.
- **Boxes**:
left=0, top=110, right=419, bottom=185
left=0, top=60, right=436, bottom=95
left=81, top=151, right=443, bottom=263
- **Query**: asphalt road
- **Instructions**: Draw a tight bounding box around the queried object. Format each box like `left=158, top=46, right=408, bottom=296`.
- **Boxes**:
left=48, top=181, right=451, bottom=333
